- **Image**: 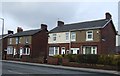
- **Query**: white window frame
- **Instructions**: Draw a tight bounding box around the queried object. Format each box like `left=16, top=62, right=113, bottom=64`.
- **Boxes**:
left=53, top=34, right=57, bottom=41
left=54, top=47, right=59, bottom=55
left=19, top=37, right=22, bottom=43
left=71, top=32, right=76, bottom=41
left=66, top=32, right=69, bottom=41
left=83, top=46, right=97, bottom=54
left=86, top=30, right=93, bottom=41
left=16, top=37, right=19, bottom=44
left=23, top=48, right=30, bottom=55
left=9, top=38, right=12, bottom=44
left=25, top=37, right=29, bottom=43
left=7, top=46, right=13, bottom=54
left=49, top=47, right=59, bottom=56
left=70, top=48, right=79, bottom=54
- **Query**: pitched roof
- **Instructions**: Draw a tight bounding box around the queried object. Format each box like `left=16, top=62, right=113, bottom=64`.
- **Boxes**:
left=49, top=19, right=111, bottom=33
left=0, top=34, right=13, bottom=39
left=12, top=29, right=41, bottom=37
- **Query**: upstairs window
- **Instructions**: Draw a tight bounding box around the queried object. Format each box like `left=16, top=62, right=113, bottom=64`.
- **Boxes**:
left=66, top=32, right=69, bottom=41
left=86, top=30, right=93, bottom=41
left=9, top=38, right=12, bottom=44
left=25, top=37, right=29, bottom=43
left=19, top=37, right=22, bottom=43
left=53, top=34, right=57, bottom=41
left=16, top=37, right=19, bottom=44
left=71, top=32, right=76, bottom=41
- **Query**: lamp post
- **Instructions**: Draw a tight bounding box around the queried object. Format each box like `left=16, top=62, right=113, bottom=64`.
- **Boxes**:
left=0, top=18, right=4, bottom=59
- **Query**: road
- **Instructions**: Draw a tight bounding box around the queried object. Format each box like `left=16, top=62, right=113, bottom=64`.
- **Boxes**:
left=2, top=61, right=116, bottom=76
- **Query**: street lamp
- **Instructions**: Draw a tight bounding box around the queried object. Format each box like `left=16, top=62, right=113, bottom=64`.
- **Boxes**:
left=0, top=18, right=4, bottom=59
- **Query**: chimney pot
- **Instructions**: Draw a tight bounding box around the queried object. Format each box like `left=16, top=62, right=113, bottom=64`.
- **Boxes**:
left=17, top=27, right=23, bottom=33
left=57, top=21, right=64, bottom=27
left=105, top=12, right=112, bottom=19
left=41, top=24, right=47, bottom=30
left=8, top=30, right=13, bottom=34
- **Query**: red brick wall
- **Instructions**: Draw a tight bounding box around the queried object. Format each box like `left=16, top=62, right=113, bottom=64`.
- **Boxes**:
left=32, top=30, right=48, bottom=58
left=49, top=42, right=101, bottom=54
left=101, top=21, right=116, bottom=54
left=3, top=37, right=7, bottom=51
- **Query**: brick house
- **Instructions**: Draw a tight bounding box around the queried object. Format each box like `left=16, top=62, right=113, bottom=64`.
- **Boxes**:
left=48, top=12, right=117, bottom=56
left=0, top=31, right=13, bottom=59
left=7, top=24, right=48, bottom=60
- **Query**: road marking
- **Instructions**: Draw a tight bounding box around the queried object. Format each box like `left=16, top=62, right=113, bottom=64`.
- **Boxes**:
left=8, top=70, right=23, bottom=74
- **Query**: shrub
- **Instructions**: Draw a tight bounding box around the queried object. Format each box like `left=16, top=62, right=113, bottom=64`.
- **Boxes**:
left=76, top=54, right=99, bottom=64
left=64, top=54, right=76, bottom=62
left=53, top=55, right=63, bottom=58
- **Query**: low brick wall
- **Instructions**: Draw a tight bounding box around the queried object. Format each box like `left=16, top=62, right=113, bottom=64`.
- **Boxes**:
left=47, top=56, right=59, bottom=65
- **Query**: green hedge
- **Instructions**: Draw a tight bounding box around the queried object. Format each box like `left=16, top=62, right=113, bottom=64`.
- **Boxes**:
left=53, top=54, right=120, bottom=67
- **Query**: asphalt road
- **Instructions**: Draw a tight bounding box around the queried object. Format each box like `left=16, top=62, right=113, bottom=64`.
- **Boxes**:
left=2, top=61, right=117, bottom=76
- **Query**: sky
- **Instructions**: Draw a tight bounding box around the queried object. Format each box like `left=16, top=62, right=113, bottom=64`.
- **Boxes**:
left=0, top=0, right=119, bottom=35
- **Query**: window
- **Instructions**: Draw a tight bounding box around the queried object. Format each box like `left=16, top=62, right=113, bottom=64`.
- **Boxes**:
left=7, top=46, right=13, bottom=54
left=71, top=48, right=79, bottom=54
left=9, top=38, right=12, bottom=44
left=55, top=47, right=59, bottom=55
left=16, top=37, right=19, bottom=44
left=23, top=48, right=30, bottom=55
left=25, top=37, right=29, bottom=43
left=83, top=46, right=97, bottom=54
left=71, top=50, right=73, bottom=54
left=49, top=47, right=59, bottom=56
left=71, top=32, right=76, bottom=41
left=53, top=34, right=57, bottom=41
left=77, top=50, right=79, bottom=54
left=85, top=47, right=91, bottom=54
left=92, top=47, right=97, bottom=54
left=86, top=31, right=93, bottom=41
left=49, top=47, right=54, bottom=56
left=66, top=32, right=69, bottom=41
left=19, top=37, right=22, bottom=43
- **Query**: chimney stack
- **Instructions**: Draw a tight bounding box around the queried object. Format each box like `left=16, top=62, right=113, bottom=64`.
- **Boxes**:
left=57, top=21, right=64, bottom=27
left=105, top=12, right=112, bottom=19
left=41, top=24, right=47, bottom=30
left=8, top=30, right=13, bottom=34
left=17, top=27, right=23, bottom=33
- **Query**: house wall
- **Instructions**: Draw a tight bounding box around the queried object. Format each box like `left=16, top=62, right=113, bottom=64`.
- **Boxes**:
left=19, top=36, right=32, bottom=44
left=32, top=30, right=48, bottom=58
left=49, top=42, right=101, bottom=55
left=76, top=29, right=100, bottom=42
left=3, top=37, right=7, bottom=51
left=101, top=21, right=116, bottom=54
left=48, top=32, right=70, bottom=44
left=8, top=36, right=32, bottom=45
left=49, top=29, right=100, bottom=44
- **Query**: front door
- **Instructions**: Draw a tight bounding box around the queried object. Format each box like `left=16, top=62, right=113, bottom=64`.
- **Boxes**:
left=61, top=47, right=65, bottom=54
left=20, top=47, right=23, bottom=58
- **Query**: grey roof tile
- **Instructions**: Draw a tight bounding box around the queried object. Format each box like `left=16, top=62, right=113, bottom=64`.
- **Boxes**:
left=49, top=19, right=110, bottom=33
left=12, top=29, right=41, bottom=37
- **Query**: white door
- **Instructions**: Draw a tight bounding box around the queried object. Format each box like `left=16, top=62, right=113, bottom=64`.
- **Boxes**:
left=20, top=48, right=23, bottom=57
left=61, top=47, right=65, bottom=54
left=13, top=48, right=16, bottom=55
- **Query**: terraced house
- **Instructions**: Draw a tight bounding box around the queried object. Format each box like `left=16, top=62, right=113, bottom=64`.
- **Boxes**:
left=48, top=12, right=117, bottom=56
left=7, top=24, right=48, bottom=59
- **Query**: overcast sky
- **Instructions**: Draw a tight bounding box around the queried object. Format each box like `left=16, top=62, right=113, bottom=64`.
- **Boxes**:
left=0, top=0, right=119, bottom=34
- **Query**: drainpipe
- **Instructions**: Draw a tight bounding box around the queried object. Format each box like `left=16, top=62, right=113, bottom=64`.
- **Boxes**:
left=69, top=30, right=71, bottom=54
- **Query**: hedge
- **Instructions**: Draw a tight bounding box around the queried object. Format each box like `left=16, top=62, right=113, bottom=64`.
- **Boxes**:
left=53, top=54, right=120, bottom=67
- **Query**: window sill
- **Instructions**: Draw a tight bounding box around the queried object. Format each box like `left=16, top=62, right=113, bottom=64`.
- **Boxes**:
left=86, top=39, right=93, bottom=41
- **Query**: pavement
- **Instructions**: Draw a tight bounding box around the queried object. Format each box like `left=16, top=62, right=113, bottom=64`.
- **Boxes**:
left=1, top=60, right=120, bottom=75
